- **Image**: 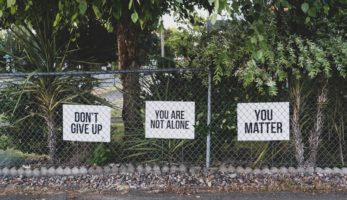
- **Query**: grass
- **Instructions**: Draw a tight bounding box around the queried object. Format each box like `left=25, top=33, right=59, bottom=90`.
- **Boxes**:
left=0, top=148, right=42, bottom=167
left=111, top=98, right=123, bottom=118
left=111, top=123, right=125, bottom=143
left=92, top=84, right=123, bottom=96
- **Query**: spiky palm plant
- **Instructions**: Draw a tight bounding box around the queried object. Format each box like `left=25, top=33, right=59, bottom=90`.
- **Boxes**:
left=1, top=14, right=98, bottom=164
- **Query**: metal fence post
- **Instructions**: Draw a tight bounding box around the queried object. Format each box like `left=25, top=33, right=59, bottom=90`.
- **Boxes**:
left=206, top=68, right=212, bottom=168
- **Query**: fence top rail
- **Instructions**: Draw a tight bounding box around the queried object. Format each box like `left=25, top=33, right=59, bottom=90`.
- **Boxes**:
left=0, top=68, right=207, bottom=77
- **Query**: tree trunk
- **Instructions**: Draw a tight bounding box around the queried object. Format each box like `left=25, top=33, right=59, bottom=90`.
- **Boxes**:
left=117, top=20, right=143, bottom=134
left=290, top=78, right=305, bottom=167
left=46, top=111, right=58, bottom=164
left=305, top=79, right=328, bottom=167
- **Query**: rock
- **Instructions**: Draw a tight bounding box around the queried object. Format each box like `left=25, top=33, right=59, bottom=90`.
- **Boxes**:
left=297, top=167, right=305, bottom=174
left=17, top=168, right=25, bottom=176
left=179, top=164, right=187, bottom=173
left=32, top=168, right=40, bottom=177
left=288, top=167, right=297, bottom=174
left=228, top=165, right=236, bottom=173
left=170, top=165, right=178, bottom=173
left=341, top=167, right=347, bottom=175
left=333, top=167, right=342, bottom=175
left=161, top=165, right=169, bottom=174
left=145, top=165, right=152, bottom=173
left=136, top=164, right=144, bottom=173
left=253, top=168, right=261, bottom=175
left=324, top=167, right=333, bottom=174
left=119, top=165, right=128, bottom=174
left=279, top=167, right=288, bottom=174
left=71, top=167, right=80, bottom=175
left=41, top=167, right=48, bottom=176
left=208, top=167, right=218, bottom=174
left=189, top=166, right=201, bottom=176
left=116, top=184, right=130, bottom=193
left=63, top=167, right=72, bottom=176
left=262, top=167, right=271, bottom=175
left=270, top=167, right=279, bottom=174
left=305, top=167, right=314, bottom=175
left=95, top=166, right=103, bottom=174
left=2, top=167, right=9, bottom=176
left=88, top=167, right=96, bottom=175
left=244, top=167, right=252, bottom=174
left=10, top=167, right=17, bottom=176
left=219, top=164, right=228, bottom=173
left=127, top=164, right=135, bottom=174
left=236, top=166, right=245, bottom=174
left=110, top=165, right=119, bottom=174
left=79, top=166, right=88, bottom=175
left=56, top=167, right=64, bottom=176
left=207, top=180, right=212, bottom=187
left=315, top=167, right=324, bottom=174
left=229, top=173, right=237, bottom=178
left=24, top=168, right=33, bottom=177
left=48, top=167, right=56, bottom=176
left=103, top=166, right=110, bottom=174
left=153, top=165, right=161, bottom=174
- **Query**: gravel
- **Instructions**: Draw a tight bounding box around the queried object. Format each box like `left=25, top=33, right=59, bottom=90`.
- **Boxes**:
left=1, top=165, right=347, bottom=194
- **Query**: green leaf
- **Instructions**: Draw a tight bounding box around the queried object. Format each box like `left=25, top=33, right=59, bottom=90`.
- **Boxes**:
left=175, top=0, right=183, bottom=3
left=307, top=7, right=316, bottom=17
left=255, top=50, right=263, bottom=60
left=323, top=5, right=330, bottom=15
left=0, top=10, right=3, bottom=17
left=7, top=0, right=16, bottom=8
left=210, top=13, right=217, bottom=24
left=78, top=0, right=87, bottom=15
left=10, top=6, right=16, bottom=14
left=305, top=16, right=311, bottom=23
left=214, top=0, right=219, bottom=11
left=251, top=36, right=257, bottom=44
left=105, top=21, right=113, bottom=32
left=92, top=5, right=102, bottom=19
left=280, top=0, right=290, bottom=7
left=301, top=3, right=309, bottom=13
left=128, top=0, right=133, bottom=9
left=131, top=11, right=139, bottom=23
left=139, top=19, right=145, bottom=29
left=53, top=13, right=61, bottom=27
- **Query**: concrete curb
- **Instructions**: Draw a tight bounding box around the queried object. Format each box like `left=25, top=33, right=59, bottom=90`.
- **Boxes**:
left=1, top=165, right=346, bottom=177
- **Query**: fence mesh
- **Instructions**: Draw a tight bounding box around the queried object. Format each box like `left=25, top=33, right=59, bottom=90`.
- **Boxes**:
left=0, top=69, right=346, bottom=168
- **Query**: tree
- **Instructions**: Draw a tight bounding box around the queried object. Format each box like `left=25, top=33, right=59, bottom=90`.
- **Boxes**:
left=204, top=1, right=347, bottom=167
left=0, top=1, right=100, bottom=163
left=164, top=29, right=200, bottom=67
left=0, top=0, right=220, bottom=162
left=82, top=0, right=214, bottom=134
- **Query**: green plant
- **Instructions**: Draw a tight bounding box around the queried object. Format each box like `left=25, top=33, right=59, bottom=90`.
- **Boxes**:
left=0, top=135, right=11, bottom=150
left=0, top=18, right=102, bottom=163
left=90, top=144, right=112, bottom=166
left=125, top=135, right=194, bottom=164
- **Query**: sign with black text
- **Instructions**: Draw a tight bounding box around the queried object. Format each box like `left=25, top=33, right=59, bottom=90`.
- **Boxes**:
left=145, top=101, right=195, bottom=139
left=237, top=102, right=289, bottom=141
left=63, top=105, right=111, bottom=142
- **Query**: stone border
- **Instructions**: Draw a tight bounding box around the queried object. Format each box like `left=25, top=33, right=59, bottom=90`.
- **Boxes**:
left=1, top=164, right=347, bottom=177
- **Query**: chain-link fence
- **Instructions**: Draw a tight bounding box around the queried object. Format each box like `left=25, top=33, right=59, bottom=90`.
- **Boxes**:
left=0, top=68, right=346, bottom=169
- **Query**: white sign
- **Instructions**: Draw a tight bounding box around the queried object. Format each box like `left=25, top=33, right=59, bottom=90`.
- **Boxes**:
left=237, top=102, right=289, bottom=141
left=145, top=101, right=195, bottom=139
left=63, top=105, right=111, bottom=142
